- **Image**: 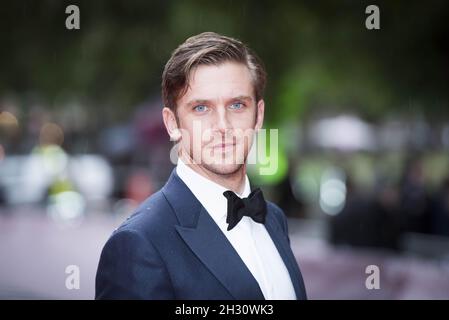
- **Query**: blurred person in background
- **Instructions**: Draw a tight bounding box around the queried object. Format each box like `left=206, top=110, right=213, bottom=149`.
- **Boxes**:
left=399, top=157, right=432, bottom=234
left=431, top=176, right=449, bottom=237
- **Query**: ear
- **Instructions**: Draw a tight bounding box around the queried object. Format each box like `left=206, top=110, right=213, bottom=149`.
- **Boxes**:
left=162, top=107, right=181, bottom=141
left=254, top=99, right=265, bottom=131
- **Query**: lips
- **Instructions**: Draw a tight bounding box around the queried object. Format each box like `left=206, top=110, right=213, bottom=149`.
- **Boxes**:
left=211, top=143, right=235, bottom=150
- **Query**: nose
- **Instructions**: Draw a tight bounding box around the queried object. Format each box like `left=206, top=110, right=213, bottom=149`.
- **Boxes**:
left=213, top=107, right=231, bottom=135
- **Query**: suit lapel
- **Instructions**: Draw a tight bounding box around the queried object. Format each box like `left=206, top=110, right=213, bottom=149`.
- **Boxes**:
left=175, top=207, right=264, bottom=300
left=162, top=169, right=264, bottom=300
left=264, top=212, right=306, bottom=300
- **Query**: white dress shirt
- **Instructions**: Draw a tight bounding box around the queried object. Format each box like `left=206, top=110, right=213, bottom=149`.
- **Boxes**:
left=176, top=159, right=296, bottom=300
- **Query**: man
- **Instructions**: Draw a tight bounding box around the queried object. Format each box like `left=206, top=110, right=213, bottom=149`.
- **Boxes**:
left=95, top=32, right=307, bottom=300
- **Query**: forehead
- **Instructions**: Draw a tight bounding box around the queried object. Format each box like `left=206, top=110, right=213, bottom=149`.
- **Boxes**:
left=179, top=62, right=254, bottom=104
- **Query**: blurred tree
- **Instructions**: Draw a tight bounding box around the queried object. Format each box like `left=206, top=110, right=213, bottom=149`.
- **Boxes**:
left=0, top=0, right=447, bottom=126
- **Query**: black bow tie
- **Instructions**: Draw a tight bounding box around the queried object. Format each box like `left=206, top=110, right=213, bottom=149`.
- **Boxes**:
left=223, top=188, right=267, bottom=231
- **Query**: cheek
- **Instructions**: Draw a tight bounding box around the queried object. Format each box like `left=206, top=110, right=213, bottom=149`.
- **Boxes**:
left=177, top=116, right=194, bottom=147
left=179, top=121, right=212, bottom=148
left=241, top=131, right=255, bottom=149
left=230, top=110, right=257, bottom=127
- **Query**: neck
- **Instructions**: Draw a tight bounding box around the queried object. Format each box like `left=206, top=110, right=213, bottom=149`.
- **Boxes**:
left=179, top=154, right=246, bottom=195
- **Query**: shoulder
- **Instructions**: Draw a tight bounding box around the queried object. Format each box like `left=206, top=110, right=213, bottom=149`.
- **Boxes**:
left=266, top=201, right=289, bottom=232
left=267, top=201, right=287, bottom=221
left=99, top=188, right=175, bottom=256
left=111, top=190, right=177, bottom=244
left=96, top=191, right=176, bottom=299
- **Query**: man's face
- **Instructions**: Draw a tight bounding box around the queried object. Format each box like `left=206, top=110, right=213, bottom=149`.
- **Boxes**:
left=166, top=61, right=264, bottom=176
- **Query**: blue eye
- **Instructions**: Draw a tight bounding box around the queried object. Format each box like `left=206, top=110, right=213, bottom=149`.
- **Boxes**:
left=194, top=105, right=208, bottom=112
left=230, top=102, right=243, bottom=110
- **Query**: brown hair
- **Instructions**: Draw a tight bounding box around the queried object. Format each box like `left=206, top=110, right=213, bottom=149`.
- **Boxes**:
left=162, top=32, right=266, bottom=111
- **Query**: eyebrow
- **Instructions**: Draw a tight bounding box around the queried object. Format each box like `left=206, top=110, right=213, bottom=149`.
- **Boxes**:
left=185, top=95, right=254, bottom=108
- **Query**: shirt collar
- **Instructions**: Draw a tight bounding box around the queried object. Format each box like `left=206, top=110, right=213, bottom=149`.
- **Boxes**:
left=176, top=158, right=251, bottom=222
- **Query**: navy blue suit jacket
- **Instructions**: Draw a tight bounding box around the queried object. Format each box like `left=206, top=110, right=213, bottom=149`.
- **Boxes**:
left=95, top=169, right=307, bottom=300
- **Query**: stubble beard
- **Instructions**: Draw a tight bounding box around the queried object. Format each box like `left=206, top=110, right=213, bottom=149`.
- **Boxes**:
left=182, top=142, right=247, bottom=178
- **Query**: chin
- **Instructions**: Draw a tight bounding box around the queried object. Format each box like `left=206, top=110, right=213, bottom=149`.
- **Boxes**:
left=201, top=162, right=244, bottom=176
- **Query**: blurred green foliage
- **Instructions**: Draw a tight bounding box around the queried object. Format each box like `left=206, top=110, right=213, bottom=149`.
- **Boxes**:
left=0, top=0, right=448, bottom=125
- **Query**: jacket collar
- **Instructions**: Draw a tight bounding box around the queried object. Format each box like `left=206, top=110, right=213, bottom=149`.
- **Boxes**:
left=162, top=169, right=305, bottom=299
